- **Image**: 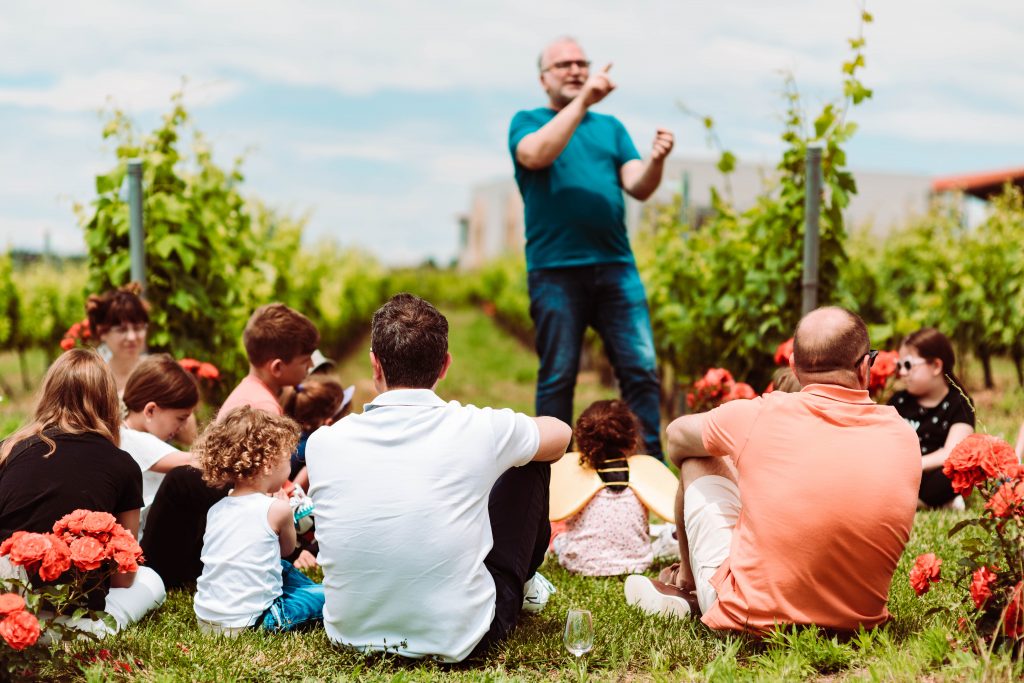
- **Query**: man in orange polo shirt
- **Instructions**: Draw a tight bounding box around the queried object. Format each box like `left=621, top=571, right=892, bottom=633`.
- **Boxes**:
left=625, top=307, right=921, bottom=633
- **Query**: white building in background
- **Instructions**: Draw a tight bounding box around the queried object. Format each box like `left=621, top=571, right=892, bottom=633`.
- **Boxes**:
left=457, top=157, right=934, bottom=270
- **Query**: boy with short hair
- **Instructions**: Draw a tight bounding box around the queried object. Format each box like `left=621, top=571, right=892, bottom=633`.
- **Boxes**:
left=142, top=303, right=320, bottom=589
left=219, top=303, right=320, bottom=419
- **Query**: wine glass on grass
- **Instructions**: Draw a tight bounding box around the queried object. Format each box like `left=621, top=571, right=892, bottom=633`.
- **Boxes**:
left=564, top=608, right=593, bottom=675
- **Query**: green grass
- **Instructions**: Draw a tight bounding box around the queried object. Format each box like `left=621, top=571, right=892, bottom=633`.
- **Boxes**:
left=46, top=512, right=1023, bottom=682
left=7, top=308, right=1024, bottom=680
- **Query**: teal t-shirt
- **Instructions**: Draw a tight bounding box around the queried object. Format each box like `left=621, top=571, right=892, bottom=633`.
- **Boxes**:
left=509, top=108, right=641, bottom=271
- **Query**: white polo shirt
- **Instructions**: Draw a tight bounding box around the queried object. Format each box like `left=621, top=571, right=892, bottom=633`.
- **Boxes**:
left=306, top=389, right=539, bottom=662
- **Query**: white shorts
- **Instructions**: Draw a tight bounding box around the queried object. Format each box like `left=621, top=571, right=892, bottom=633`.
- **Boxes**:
left=683, top=475, right=741, bottom=614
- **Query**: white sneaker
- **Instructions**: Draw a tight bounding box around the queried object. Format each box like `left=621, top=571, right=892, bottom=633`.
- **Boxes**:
left=522, top=572, right=556, bottom=613
left=624, top=575, right=693, bottom=619
left=650, top=524, right=680, bottom=560
left=944, top=495, right=966, bottom=511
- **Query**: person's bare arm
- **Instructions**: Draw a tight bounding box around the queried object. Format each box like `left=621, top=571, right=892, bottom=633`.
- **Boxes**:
left=515, top=64, right=616, bottom=170
left=666, top=413, right=713, bottom=468
left=111, top=509, right=140, bottom=589
left=293, top=466, right=309, bottom=491
left=530, top=416, right=573, bottom=462
left=619, top=128, right=674, bottom=200
left=149, top=450, right=194, bottom=474
left=268, top=499, right=297, bottom=559
left=1015, top=421, right=1024, bottom=461
left=920, top=422, right=974, bottom=472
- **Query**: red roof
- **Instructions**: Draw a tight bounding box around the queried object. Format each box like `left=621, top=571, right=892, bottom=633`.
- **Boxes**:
left=932, top=167, right=1024, bottom=199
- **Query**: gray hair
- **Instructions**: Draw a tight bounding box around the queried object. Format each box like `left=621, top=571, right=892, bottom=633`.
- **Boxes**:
left=537, top=35, right=581, bottom=71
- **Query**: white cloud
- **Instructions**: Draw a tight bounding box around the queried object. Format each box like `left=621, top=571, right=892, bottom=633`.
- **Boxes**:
left=860, top=105, right=1024, bottom=146
left=0, top=71, right=241, bottom=113
left=0, top=1, right=996, bottom=97
left=2, top=0, right=1024, bottom=265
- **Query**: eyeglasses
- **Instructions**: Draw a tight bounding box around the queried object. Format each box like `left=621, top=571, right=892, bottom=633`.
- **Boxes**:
left=109, top=323, right=148, bottom=335
left=897, top=357, right=927, bottom=372
left=861, top=349, right=879, bottom=369
left=542, top=59, right=591, bottom=73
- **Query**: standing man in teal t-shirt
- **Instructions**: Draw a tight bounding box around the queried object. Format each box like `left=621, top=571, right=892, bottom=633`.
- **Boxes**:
left=509, top=36, right=673, bottom=464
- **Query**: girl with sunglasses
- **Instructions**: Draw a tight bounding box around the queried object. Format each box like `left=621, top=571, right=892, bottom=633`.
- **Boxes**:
left=887, top=327, right=974, bottom=508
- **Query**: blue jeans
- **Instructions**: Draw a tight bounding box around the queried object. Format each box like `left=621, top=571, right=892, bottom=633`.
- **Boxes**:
left=528, top=263, right=663, bottom=460
left=258, top=561, right=325, bottom=632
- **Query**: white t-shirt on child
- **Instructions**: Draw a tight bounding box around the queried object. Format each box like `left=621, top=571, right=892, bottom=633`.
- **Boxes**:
left=306, top=388, right=540, bottom=663
left=119, top=426, right=175, bottom=536
left=194, top=493, right=282, bottom=627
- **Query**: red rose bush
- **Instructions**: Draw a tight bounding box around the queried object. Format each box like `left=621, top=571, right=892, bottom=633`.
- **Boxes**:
left=59, top=317, right=92, bottom=352
left=178, top=357, right=221, bottom=382
left=909, top=434, right=1024, bottom=649
left=0, top=510, right=144, bottom=672
left=687, top=368, right=739, bottom=413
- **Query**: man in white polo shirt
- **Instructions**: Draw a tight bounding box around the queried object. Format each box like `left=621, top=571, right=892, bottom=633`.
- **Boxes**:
left=306, top=293, right=571, bottom=662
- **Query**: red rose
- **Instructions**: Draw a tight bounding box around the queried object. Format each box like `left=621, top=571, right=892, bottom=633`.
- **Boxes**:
left=38, top=534, right=71, bottom=582
left=53, top=509, right=91, bottom=539
left=774, top=338, right=794, bottom=366
left=943, top=434, right=1018, bottom=496
left=107, top=532, right=142, bottom=573
left=178, top=358, right=201, bottom=372
left=723, top=382, right=757, bottom=403
left=60, top=338, right=76, bottom=351
left=909, top=553, right=942, bottom=596
left=82, top=511, right=117, bottom=540
left=702, top=368, right=734, bottom=389
left=970, top=566, right=998, bottom=609
left=8, top=533, right=52, bottom=571
left=0, top=610, right=40, bottom=650
left=0, top=531, right=28, bottom=557
left=869, top=350, right=899, bottom=391
left=1003, top=582, right=1024, bottom=640
left=986, top=480, right=1024, bottom=518
left=69, top=536, right=108, bottom=571
left=0, top=594, right=25, bottom=618
left=198, top=362, right=220, bottom=381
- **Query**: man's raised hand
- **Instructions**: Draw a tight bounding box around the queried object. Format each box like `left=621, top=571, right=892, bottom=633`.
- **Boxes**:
left=580, top=63, right=616, bottom=108
left=651, top=128, right=674, bottom=162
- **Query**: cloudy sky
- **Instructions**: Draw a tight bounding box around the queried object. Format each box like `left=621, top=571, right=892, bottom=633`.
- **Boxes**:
left=2, top=1, right=1022, bottom=263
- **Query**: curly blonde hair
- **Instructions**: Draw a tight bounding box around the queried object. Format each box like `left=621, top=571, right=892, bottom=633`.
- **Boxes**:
left=196, top=406, right=299, bottom=488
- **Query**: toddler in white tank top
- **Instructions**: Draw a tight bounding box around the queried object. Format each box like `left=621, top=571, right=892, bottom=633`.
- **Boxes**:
left=192, top=406, right=325, bottom=635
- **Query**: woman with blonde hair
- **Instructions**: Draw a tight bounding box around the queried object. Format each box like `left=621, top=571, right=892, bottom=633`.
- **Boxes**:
left=0, top=349, right=165, bottom=632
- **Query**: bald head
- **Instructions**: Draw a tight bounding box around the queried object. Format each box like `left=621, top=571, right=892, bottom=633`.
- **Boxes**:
left=792, top=306, right=870, bottom=387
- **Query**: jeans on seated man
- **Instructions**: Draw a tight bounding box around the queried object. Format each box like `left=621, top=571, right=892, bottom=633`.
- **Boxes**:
left=306, top=294, right=572, bottom=662
left=625, top=306, right=922, bottom=634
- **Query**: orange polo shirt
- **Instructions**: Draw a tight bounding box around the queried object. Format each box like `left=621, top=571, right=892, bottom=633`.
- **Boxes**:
left=699, top=383, right=920, bottom=634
